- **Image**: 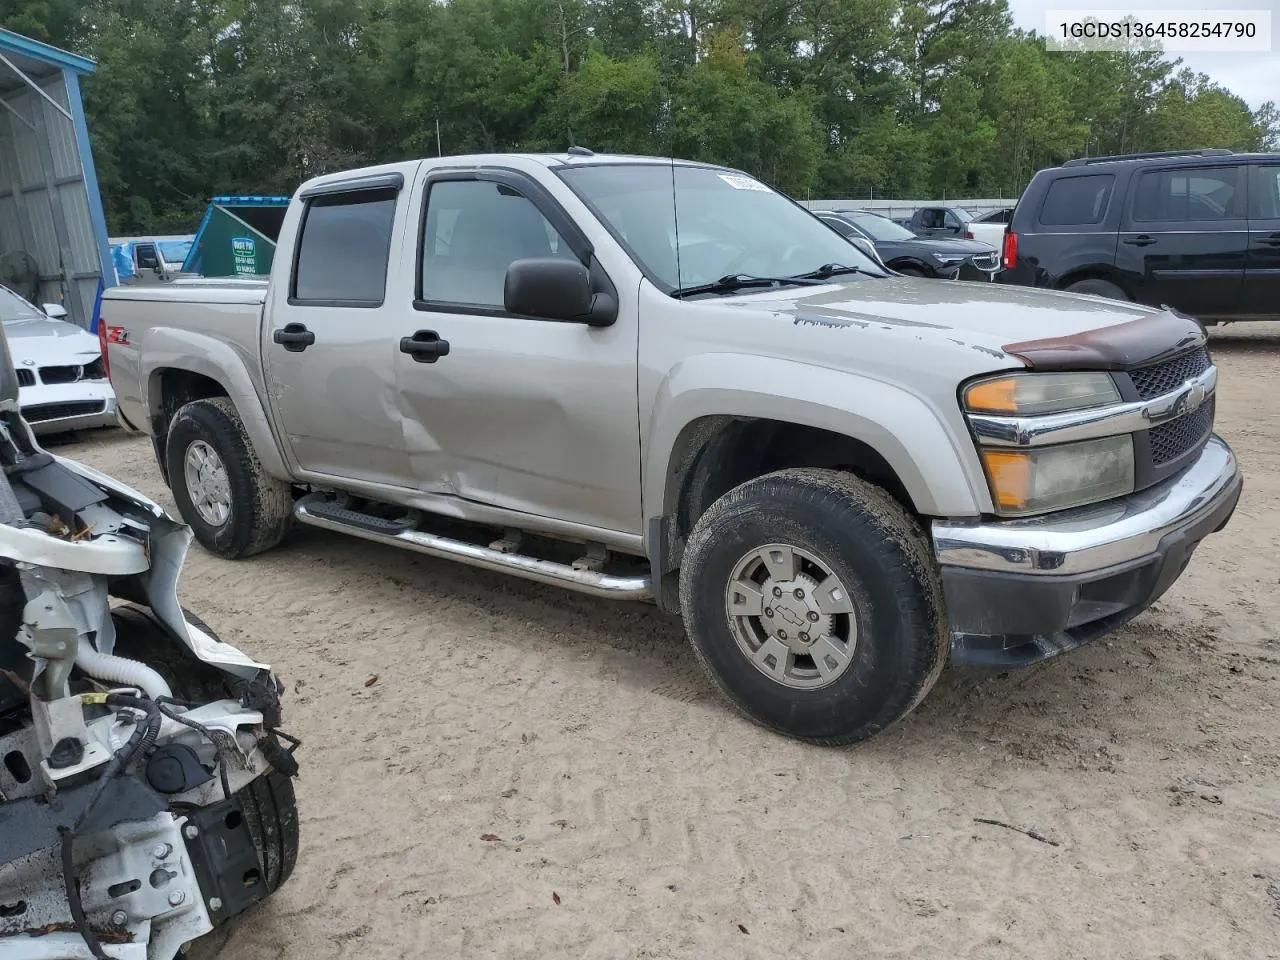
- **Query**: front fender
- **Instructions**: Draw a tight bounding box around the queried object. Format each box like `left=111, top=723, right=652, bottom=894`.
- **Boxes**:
left=140, top=326, right=291, bottom=481
left=643, top=354, right=991, bottom=519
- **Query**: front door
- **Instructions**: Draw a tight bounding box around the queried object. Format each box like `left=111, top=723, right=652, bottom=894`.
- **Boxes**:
left=1245, top=162, right=1280, bottom=319
left=393, top=170, right=642, bottom=535
left=263, top=179, right=416, bottom=489
left=1117, top=163, right=1247, bottom=321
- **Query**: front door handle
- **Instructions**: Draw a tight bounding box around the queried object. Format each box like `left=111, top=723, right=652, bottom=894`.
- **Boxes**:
left=400, top=329, right=451, bottom=363
left=272, top=323, right=315, bottom=352
left=1258, top=233, right=1280, bottom=247
left=1123, top=235, right=1157, bottom=247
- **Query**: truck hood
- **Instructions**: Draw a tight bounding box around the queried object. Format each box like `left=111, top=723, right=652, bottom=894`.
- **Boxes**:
left=728, top=276, right=1197, bottom=367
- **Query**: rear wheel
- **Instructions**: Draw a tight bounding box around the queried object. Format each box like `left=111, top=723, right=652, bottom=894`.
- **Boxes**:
left=108, top=606, right=299, bottom=958
left=679, top=469, right=949, bottom=745
left=1065, top=278, right=1128, bottom=301
left=166, top=398, right=293, bottom=559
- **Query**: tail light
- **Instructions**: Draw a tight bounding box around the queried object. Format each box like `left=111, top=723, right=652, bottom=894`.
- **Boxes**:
left=98, top=317, right=111, bottom=379
left=965, top=229, right=974, bottom=240
left=1002, top=231, right=1018, bottom=271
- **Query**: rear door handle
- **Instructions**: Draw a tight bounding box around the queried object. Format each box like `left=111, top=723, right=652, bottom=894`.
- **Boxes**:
left=1258, top=233, right=1280, bottom=247
left=400, top=329, right=450, bottom=363
left=1123, top=235, right=1157, bottom=247
left=272, top=323, right=315, bottom=352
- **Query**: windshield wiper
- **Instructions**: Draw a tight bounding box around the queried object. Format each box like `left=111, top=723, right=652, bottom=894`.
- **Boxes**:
left=791, top=263, right=864, bottom=281
left=670, top=273, right=830, bottom=299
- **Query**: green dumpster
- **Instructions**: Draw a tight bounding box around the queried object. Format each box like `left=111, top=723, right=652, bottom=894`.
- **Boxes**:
left=181, top=195, right=291, bottom=278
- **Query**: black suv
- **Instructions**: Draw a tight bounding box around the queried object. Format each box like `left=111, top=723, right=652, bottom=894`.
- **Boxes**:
left=998, top=149, right=1280, bottom=323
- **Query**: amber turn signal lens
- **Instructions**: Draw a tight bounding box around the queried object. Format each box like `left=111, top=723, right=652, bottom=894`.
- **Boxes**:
left=979, top=449, right=1030, bottom=510
left=965, top=378, right=1018, bottom=414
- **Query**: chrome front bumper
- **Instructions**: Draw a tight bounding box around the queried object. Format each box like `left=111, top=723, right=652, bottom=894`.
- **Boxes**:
left=931, top=435, right=1241, bottom=666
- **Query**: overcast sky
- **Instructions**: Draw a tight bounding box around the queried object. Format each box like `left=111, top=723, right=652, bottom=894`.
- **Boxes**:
left=1005, top=0, right=1279, bottom=109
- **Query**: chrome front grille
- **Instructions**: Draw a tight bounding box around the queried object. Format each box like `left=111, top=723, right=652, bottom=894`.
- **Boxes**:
left=970, top=252, right=999, bottom=271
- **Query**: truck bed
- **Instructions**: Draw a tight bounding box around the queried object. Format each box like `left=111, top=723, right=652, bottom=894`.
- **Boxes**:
left=101, top=278, right=270, bottom=435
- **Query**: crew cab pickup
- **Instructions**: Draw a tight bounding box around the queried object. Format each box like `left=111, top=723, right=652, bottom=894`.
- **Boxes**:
left=100, top=153, right=1242, bottom=745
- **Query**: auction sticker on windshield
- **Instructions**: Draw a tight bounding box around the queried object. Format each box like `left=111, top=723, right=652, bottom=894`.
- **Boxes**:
left=718, top=174, right=770, bottom=191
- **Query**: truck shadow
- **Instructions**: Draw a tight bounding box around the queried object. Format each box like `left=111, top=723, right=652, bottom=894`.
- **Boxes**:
left=285, top=524, right=1243, bottom=763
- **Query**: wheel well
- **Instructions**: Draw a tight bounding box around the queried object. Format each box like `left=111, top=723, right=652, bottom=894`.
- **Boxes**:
left=1056, top=268, right=1128, bottom=295
left=665, top=416, right=914, bottom=544
left=649, top=417, right=916, bottom=611
left=150, top=369, right=229, bottom=485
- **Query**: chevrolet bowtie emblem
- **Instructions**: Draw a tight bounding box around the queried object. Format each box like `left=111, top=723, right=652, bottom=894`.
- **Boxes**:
left=1173, top=380, right=1206, bottom=418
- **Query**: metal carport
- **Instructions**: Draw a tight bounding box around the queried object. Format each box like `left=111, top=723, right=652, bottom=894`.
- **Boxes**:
left=0, top=28, right=112, bottom=330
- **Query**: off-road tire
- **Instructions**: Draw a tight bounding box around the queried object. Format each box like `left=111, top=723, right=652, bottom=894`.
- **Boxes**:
left=108, top=605, right=299, bottom=959
left=679, top=468, right=949, bottom=745
left=1065, top=278, right=1128, bottom=301
left=166, top=398, right=292, bottom=559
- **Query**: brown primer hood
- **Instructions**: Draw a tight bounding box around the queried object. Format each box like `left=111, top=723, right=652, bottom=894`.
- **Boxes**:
left=1002, top=310, right=1206, bottom=371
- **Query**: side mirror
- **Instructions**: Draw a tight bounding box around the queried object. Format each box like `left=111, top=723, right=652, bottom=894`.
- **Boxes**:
left=504, top=258, right=617, bottom=327
left=849, top=236, right=876, bottom=258
left=42, top=303, right=68, bottom=320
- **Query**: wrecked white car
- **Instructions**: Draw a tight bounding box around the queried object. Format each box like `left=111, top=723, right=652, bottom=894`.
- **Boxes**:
left=0, top=319, right=299, bottom=958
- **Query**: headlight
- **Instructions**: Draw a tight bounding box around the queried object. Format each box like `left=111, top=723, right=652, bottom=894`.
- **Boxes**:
left=964, top=372, right=1133, bottom=516
left=979, top=435, right=1134, bottom=516
left=965, top=372, right=1119, bottom=417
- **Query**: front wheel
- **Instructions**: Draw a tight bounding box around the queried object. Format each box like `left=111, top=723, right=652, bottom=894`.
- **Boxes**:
left=166, top=398, right=293, bottom=559
left=679, top=469, right=949, bottom=745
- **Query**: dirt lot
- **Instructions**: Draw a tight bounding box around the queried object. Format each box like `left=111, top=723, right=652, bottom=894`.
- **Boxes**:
left=67, top=325, right=1280, bottom=959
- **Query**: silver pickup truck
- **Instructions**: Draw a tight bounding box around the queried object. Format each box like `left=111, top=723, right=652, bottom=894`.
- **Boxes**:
left=100, top=152, right=1242, bottom=745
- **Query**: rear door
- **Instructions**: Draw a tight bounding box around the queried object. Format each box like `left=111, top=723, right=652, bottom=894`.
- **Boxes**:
left=1117, top=163, right=1247, bottom=320
left=1245, top=161, right=1280, bottom=318
left=263, top=173, right=416, bottom=488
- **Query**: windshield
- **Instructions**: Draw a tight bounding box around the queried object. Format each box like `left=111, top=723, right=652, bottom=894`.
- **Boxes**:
left=558, top=164, right=884, bottom=292
left=843, top=212, right=917, bottom=242
left=157, top=240, right=193, bottom=263
left=0, top=285, right=46, bottom=324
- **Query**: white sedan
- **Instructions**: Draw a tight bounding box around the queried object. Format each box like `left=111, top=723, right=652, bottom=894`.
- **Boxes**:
left=0, top=284, right=116, bottom=435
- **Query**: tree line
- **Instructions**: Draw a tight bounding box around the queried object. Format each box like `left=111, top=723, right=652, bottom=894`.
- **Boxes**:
left=5, top=0, right=1277, bottom=234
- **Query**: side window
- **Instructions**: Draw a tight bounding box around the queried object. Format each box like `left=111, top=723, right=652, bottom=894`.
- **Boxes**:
left=1248, top=165, right=1280, bottom=220
left=1038, top=174, right=1116, bottom=226
left=943, top=211, right=962, bottom=230
left=292, top=187, right=398, bottom=305
left=420, top=180, right=576, bottom=308
left=821, top=217, right=856, bottom=238
left=1133, top=166, right=1241, bottom=222
left=918, top=209, right=939, bottom=229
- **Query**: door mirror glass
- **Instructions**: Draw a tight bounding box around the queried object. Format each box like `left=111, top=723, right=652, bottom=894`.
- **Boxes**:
left=505, top=257, right=615, bottom=326
left=41, top=302, right=68, bottom=320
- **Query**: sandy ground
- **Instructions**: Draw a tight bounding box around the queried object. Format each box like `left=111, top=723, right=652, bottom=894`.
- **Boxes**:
left=63, top=325, right=1279, bottom=959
